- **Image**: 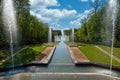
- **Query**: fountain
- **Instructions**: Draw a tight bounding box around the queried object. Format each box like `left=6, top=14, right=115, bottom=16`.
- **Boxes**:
left=1, top=0, right=120, bottom=79
left=61, top=30, right=69, bottom=41
left=105, top=0, right=118, bottom=76
left=54, top=35, right=60, bottom=42
left=48, top=27, right=52, bottom=43
left=71, top=28, right=74, bottom=42
left=2, top=0, right=18, bottom=71
left=61, top=30, right=64, bottom=41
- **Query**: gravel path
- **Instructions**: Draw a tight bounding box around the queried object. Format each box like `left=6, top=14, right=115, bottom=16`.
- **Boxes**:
left=69, top=46, right=90, bottom=62
left=35, top=47, right=53, bottom=63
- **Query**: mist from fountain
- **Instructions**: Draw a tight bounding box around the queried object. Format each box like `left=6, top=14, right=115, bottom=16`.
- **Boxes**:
left=48, top=27, right=52, bottom=43
left=71, top=28, right=74, bottom=42
left=2, top=0, right=18, bottom=71
left=106, top=0, right=118, bottom=76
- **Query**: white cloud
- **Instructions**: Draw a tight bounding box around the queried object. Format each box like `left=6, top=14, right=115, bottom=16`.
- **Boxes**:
left=84, top=8, right=94, bottom=16
left=51, top=22, right=60, bottom=27
left=64, top=28, right=70, bottom=30
left=30, top=0, right=79, bottom=28
left=30, top=8, right=77, bottom=23
left=30, top=0, right=60, bottom=9
left=30, top=0, right=77, bottom=24
left=30, top=10, right=35, bottom=15
left=41, top=8, right=64, bottom=18
left=30, top=10, right=51, bottom=23
left=80, top=0, right=88, bottom=2
left=36, top=14, right=51, bottom=23
left=70, top=20, right=81, bottom=26
left=70, top=8, right=94, bottom=27
left=62, top=9, right=77, bottom=17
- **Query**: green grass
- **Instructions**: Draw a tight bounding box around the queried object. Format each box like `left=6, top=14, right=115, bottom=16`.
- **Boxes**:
left=0, top=50, right=9, bottom=61
left=42, top=42, right=56, bottom=47
left=79, top=45, right=120, bottom=67
left=99, top=45, right=120, bottom=59
left=2, top=45, right=45, bottom=66
left=31, top=45, right=45, bottom=53
left=67, top=42, right=78, bottom=46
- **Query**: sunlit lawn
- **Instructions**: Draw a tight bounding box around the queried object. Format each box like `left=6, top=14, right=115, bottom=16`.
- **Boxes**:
left=31, top=45, right=45, bottom=53
left=99, top=45, right=120, bottom=59
left=42, top=42, right=57, bottom=47
left=66, top=42, right=78, bottom=46
left=79, top=45, right=120, bottom=67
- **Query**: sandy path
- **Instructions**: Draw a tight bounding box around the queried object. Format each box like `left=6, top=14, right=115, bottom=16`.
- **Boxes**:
left=35, top=47, right=53, bottom=63
left=69, top=47, right=90, bottom=62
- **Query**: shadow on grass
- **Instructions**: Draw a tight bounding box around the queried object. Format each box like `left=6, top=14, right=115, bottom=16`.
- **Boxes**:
left=1, top=46, right=44, bottom=67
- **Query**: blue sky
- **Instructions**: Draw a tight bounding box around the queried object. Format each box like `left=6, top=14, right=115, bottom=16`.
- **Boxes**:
left=30, top=0, right=102, bottom=30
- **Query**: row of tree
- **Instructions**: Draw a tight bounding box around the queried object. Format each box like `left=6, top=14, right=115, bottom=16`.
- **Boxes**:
left=115, top=0, right=120, bottom=47
left=75, top=0, right=120, bottom=47
left=0, top=0, right=49, bottom=48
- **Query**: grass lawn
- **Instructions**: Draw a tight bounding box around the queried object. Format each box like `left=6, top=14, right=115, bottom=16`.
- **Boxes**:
left=0, top=50, right=9, bottom=61
left=79, top=45, right=120, bottom=67
left=42, top=42, right=57, bottom=47
left=99, top=45, right=120, bottom=59
left=31, top=45, right=45, bottom=53
left=67, top=42, right=78, bottom=46
left=2, top=45, right=45, bottom=66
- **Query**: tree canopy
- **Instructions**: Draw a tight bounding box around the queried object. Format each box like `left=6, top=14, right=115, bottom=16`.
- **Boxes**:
left=0, top=0, right=49, bottom=48
left=75, top=2, right=120, bottom=47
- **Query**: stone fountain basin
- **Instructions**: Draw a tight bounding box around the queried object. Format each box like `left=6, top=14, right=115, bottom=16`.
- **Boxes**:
left=0, top=73, right=120, bottom=80
left=75, top=62, right=120, bottom=72
left=0, top=46, right=56, bottom=73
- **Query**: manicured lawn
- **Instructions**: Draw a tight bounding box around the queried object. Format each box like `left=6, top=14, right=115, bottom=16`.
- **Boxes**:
left=99, top=45, right=120, bottom=59
left=31, top=45, right=45, bottom=53
left=79, top=45, right=120, bottom=67
left=42, top=42, right=56, bottom=47
left=67, top=42, right=78, bottom=46
left=2, top=45, right=45, bottom=66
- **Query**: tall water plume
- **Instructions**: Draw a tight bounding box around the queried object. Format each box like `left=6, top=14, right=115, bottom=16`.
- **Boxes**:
left=106, top=0, right=118, bottom=76
left=2, top=0, right=18, bottom=71
left=71, top=28, right=74, bottom=42
left=48, top=27, right=52, bottom=42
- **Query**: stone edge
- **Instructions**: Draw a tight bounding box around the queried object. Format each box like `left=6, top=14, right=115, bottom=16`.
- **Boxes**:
left=0, top=46, right=56, bottom=72
left=68, top=46, right=120, bottom=72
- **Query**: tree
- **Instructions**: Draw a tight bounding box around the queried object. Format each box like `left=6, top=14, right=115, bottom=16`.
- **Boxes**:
left=91, top=0, right=105, bottom=13
left=14, top=0, right=49, bottom=45
left=0, top=0, right=8, bottom=48
left=75, top=7, right=105, bottom=44
left=114, top=4, right=120, bottom=47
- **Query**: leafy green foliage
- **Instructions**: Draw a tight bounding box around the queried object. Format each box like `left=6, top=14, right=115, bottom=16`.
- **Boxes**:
left=0, top=0, right=48, bottom=65
left=2, top=46, right=45, bottom=66
left=14, top=0, right=48, bottom=45
left=64, top=30, right=71, bottom=36
left=0, top=50, right=9, bottom=61
left=0, top=0, right=8, bottom=48
left=115, top=4, right=120, bottom=47
left=75, top=4, right=120, bottom=47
